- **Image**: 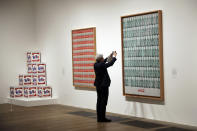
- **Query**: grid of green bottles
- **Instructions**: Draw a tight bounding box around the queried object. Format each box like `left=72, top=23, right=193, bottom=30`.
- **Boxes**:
left=123, top=12, right=160, bottom=89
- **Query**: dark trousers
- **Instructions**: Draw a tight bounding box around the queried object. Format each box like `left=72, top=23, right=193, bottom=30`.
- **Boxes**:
left=96, top=86, right=109, bottom=121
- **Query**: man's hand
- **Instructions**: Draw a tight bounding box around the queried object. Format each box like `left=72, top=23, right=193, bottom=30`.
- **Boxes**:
left=113, top=51, right=117, bottom=57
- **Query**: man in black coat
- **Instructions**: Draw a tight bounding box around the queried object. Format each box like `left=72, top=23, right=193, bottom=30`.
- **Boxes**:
left=94, top=51, right=117, bottom=122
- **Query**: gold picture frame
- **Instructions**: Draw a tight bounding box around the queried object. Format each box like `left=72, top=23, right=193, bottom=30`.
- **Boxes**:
left=72, top=27, right=96, bottom=88
left=121, top=10, right=164, bottom=100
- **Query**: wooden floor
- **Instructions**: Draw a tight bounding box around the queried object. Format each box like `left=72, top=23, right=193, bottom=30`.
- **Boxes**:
left=0, top=104, right=196, bottom=131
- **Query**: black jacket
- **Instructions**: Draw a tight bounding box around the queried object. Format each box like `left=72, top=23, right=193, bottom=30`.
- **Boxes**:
left=94, top=57, right=117, bottom=87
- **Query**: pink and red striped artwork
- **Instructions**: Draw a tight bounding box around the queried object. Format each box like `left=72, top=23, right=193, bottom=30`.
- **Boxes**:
left=72, top=27, right=96, bottom=88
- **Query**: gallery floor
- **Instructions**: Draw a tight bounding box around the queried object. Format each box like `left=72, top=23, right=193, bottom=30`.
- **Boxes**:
left=0, top=104, right=196, bottom=131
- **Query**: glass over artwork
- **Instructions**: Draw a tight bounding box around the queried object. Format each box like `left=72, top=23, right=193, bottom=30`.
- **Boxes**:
left=121, top=10, right=164, bottom=100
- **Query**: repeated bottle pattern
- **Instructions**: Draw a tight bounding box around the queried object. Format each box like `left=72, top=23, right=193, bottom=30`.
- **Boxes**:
left=122, top=13, right=161, bottom=89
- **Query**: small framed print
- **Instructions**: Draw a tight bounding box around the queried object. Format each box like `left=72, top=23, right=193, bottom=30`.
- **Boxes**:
left=27, top=64, right=33, bottom=74
left=29, top=87, right=37, bottom=97
left=27, top=52, right=31, bottom=63
left=19, top=75, right=23, bottom=86
left=32, top=64, right=37, bottom=74
left=24, top=75, right=32, bottom=85
left=43, top=87, right=52, bottom=97
left=15, top=87, right=23, bottom=97
left=32, top=75, right=37, bottom=85
left=24, top=87, right=29, bottom=97
left=10, top=87, right=15, bottom=98
left=32, top=52, right=41, bottom=63
left=37, top=64, right=46, bottom=74
left=37, top=87, right=43, bottom=97
left=38, top=75, right=46, bottom=85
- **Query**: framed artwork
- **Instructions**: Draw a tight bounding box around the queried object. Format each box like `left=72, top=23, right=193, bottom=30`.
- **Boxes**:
left=19, top=75, right=23, bottom=86
left=15, top=87, right=23, bottom=97
left=37, top=64, right=46, bottom=74
left=121, top=10, right=164, bottom=100
left=72, top=27, right=96, bottom=88
left=43, top=87, right=52, bottom=97
left=29, top=87, right=37, bottom=97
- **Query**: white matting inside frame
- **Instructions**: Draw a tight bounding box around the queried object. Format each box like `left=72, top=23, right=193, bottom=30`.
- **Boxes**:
left=125, top=86, right=160, bottom=97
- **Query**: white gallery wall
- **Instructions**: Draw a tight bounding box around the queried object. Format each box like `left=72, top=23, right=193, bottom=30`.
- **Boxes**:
left=0, top=0, right=39, bottom=103
left=0, top=0, right=59, bottom=102
left=1, top=0, right=197, bottom=127
left=34, top=0, right=197, bottom=126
